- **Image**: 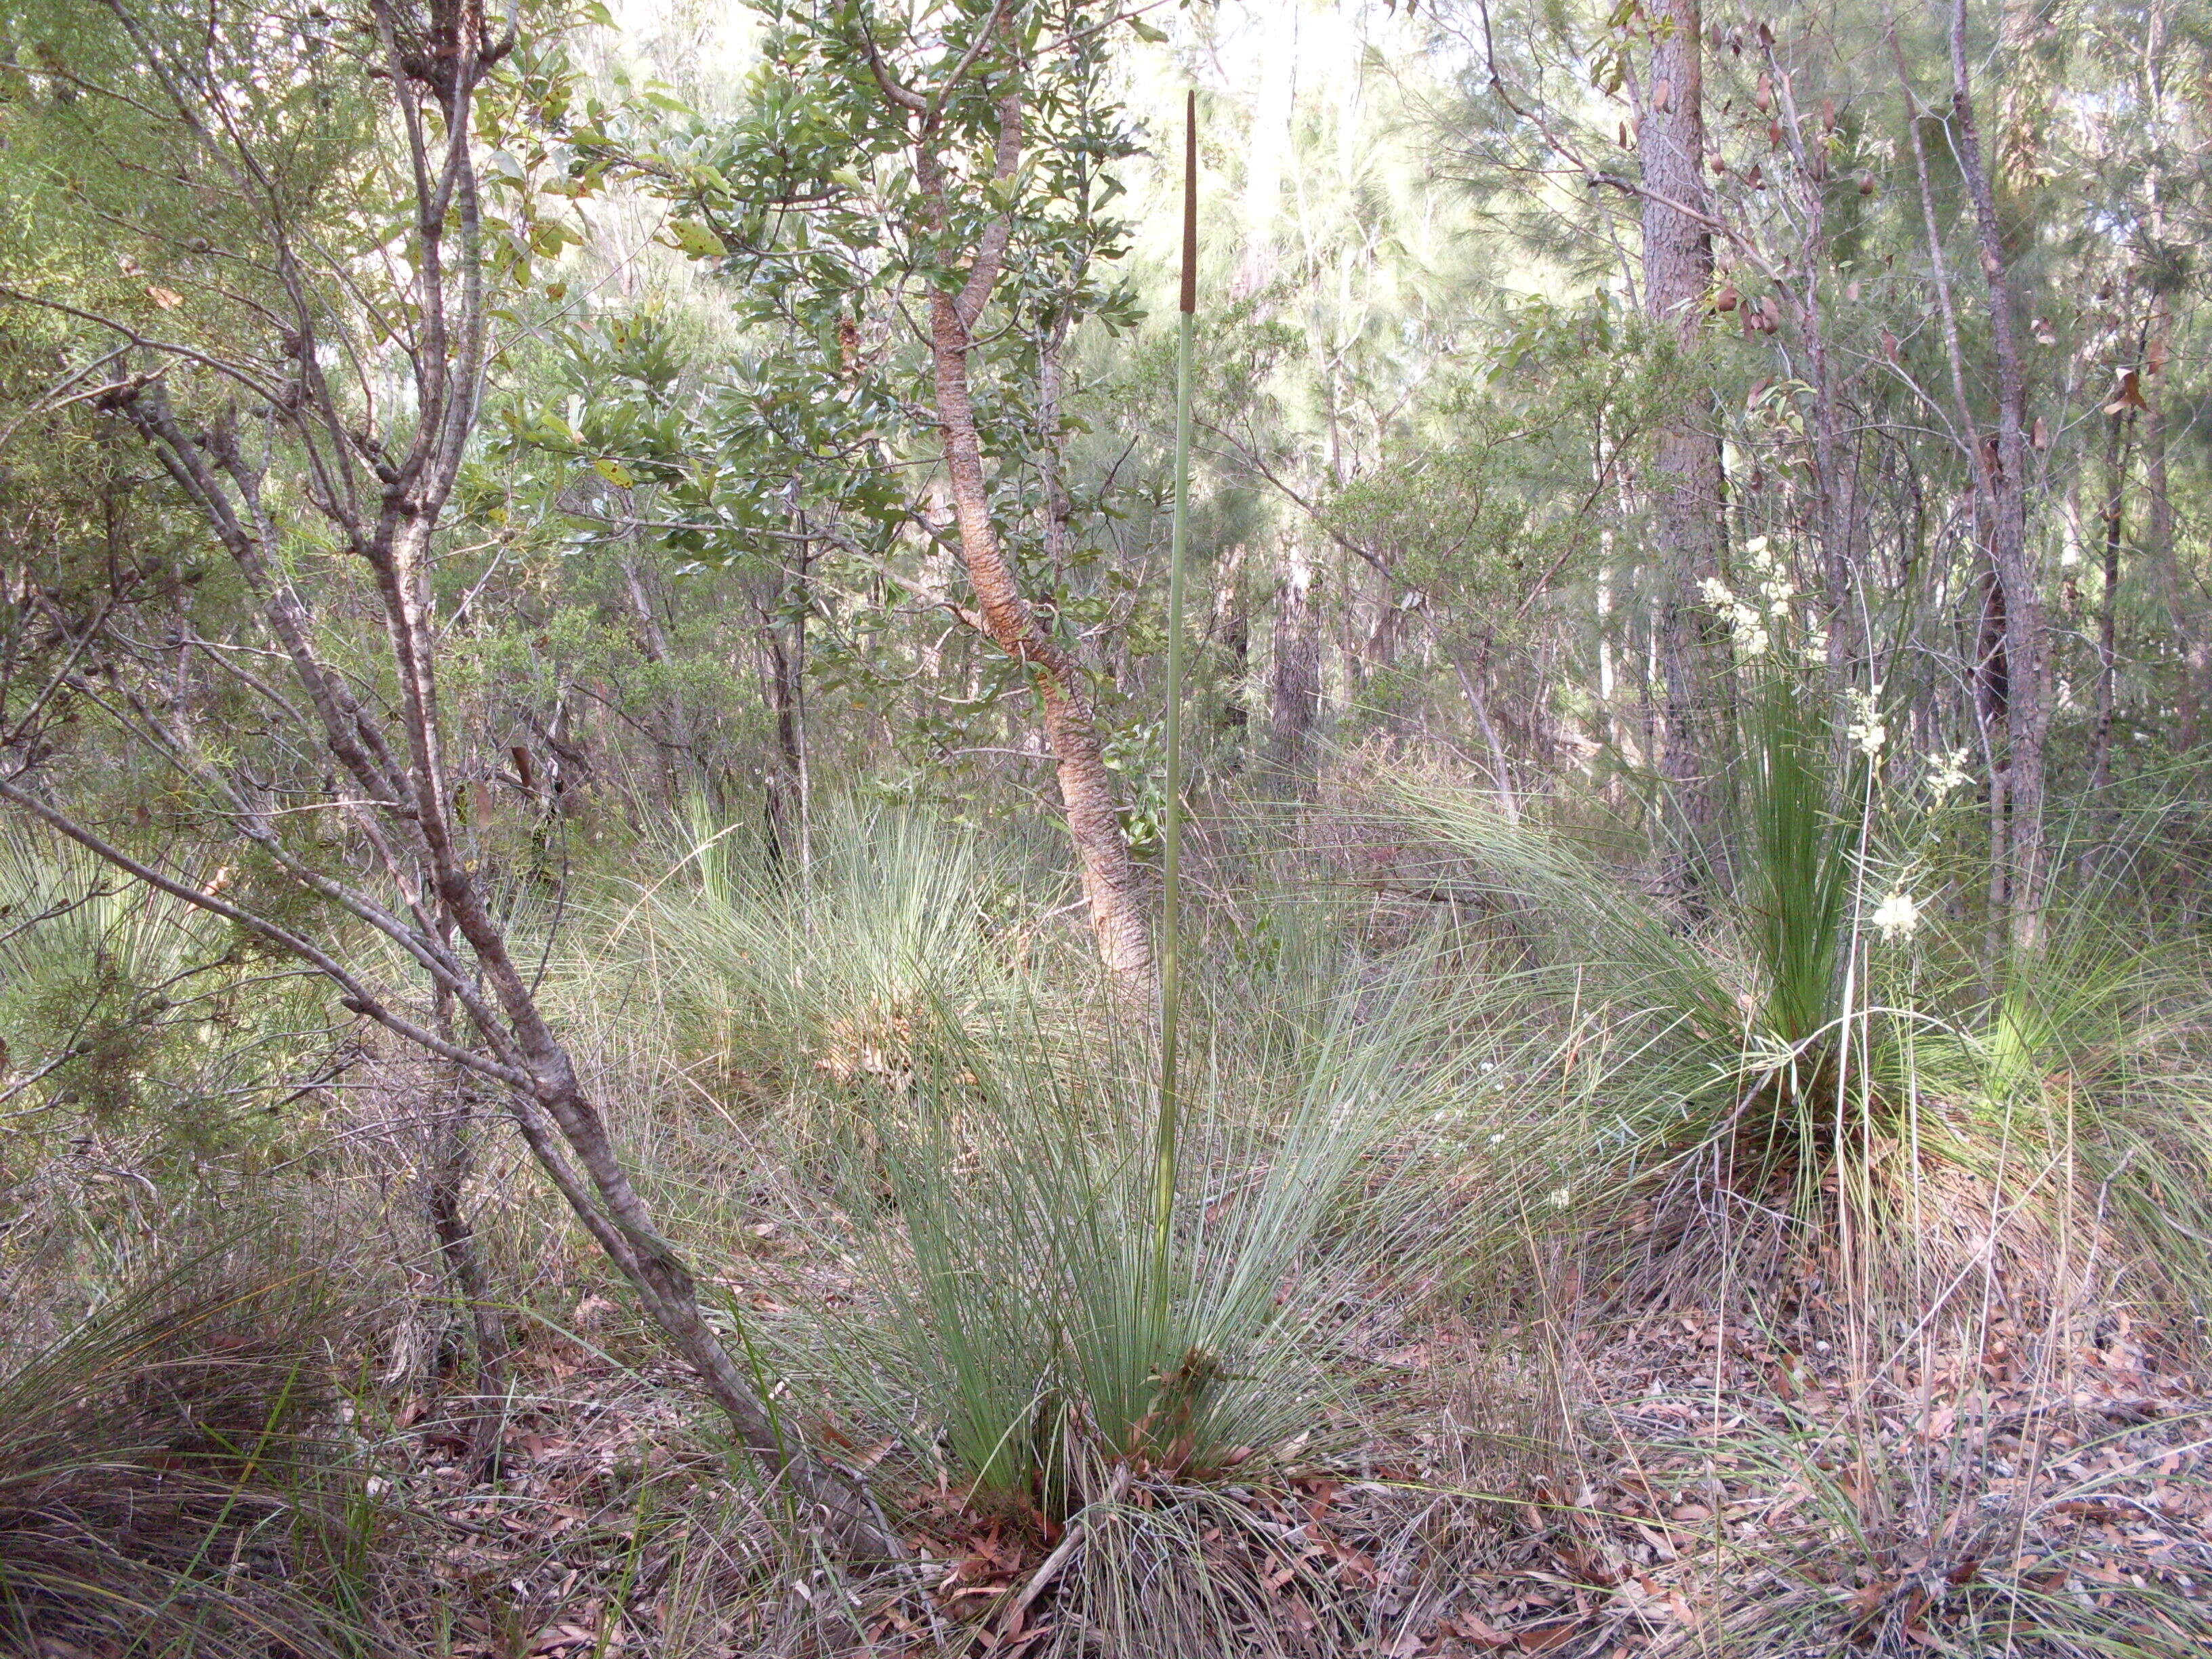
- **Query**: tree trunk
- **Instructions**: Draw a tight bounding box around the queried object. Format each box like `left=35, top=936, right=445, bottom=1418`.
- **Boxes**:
left=619, top=551, right=701, bottom=810
left=1638, top=0, right=1730, bottom=898
left=30, top=0, right=907, bottom=1559
left=912, top=85, right=1151, bottom=997
left=928, top=293, right=1151, bottom=992
left=2088, top=400, right=2131, bottom=802
left=424, top=1080, right=506, bottom=1471
left=2142, top=291, right=2197, bottom=748
left=1212, top=545, right=1251, bottom=741
left=424, top=905, right=505, bottom=1467
left=1269, top=537, right=1321, bottom=775
left=1973, top=559, right=2011, bottom=951
left=760, top=535, right=809, bottom=872
left=1038, top=316, right=1078, bottom=588
left=1895, top=18, right=2015, bottom=959
left=1443, top=634, right=1517, bottom=823
left=1949, top=0, right=2050, bottom=954
left=1762, top=50, right=1858, bottom=661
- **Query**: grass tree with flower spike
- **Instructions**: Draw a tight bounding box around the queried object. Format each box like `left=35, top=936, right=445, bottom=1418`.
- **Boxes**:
left=779, top=93, right=1467, bottom=1539
left=1383, top=540, right=2088, bottom=1298
left=1149, top=91, right=1198, bottom=1336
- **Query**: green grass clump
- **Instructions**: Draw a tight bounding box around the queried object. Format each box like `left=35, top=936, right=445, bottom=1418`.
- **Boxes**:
left=794, top=924, right=1450, bottom=1519
left=0, top=1246, right=368, bottom=1658
left=605, top=802, right=1054, bottom=1111
left=1378, top=683, right=2212, bottom=1336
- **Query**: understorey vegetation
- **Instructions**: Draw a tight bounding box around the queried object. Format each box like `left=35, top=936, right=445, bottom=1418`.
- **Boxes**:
left=3, top=1, right=2211, bottom=1654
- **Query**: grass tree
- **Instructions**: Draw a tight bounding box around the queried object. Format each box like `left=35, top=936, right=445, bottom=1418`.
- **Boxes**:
left=812, top=920, right=1452, bottom=1525
left=0, top=0, right=897, bottom=1557
left=1382, top=567, right=1881, bottom=1238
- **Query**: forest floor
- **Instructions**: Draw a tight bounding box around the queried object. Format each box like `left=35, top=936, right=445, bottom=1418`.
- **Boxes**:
left=13, top=817, right=2211, bottom=1658
left=363, top=1248, right=2212, bottom=1659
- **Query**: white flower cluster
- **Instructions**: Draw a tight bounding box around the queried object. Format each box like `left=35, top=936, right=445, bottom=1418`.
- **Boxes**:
left=1744, top=537, right=1797, bottom=617
left=1698, top=538, right=1816, bottom=661
left=1870, top=888, right=1919, bottom=943
left=1927, top=747, right=1972, bottom=798
left=1845, top=686, right=1887, bottom=758
left=1698, top=576, right=1768, bottom=657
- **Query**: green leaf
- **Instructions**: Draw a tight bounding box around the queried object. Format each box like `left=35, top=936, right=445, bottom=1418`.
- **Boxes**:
left=592, top=458, right=636, bottom=489
left=667, top=220, right=727, bottom=259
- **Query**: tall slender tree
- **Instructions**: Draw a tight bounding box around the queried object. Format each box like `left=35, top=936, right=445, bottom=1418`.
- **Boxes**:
left=628, top=0, right=1157, bottom=994
left=1948, top=0, right=2051, bottom=951
left=1639, top=0, right=1732, bottom=894
left=901, top=31, right=1153, bottom=991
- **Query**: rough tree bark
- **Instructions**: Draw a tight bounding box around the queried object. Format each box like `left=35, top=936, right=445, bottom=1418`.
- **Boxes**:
left=2088, top=386, right=2133, bottom=805
left=428, top=917, right=506, bottom=1472
left=2142, top=291, right=2198, bottom=750
left=758, top=526, right=809, bottom=871
left=1269, top=539, right=1321, bottom=775
left=1638, top=0, right=1731, bottom=898
left=1948, top=0, right=2051, bottom=953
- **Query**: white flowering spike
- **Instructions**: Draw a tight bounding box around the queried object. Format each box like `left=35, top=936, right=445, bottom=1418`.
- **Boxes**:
left=1698, top=579, right=1769, bottom=659
left=1927, top=748, right=1972, bottom=798
left=1846, top=688, right=1887, bottom=758
left=1870, top=889, right=1919, bottom=943
left=1548, top=1187, right=1572, bottom=1210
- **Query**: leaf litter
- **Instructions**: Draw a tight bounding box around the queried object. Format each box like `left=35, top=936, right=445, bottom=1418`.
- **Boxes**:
left=342, top=1246, right=2212, bottom=1658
